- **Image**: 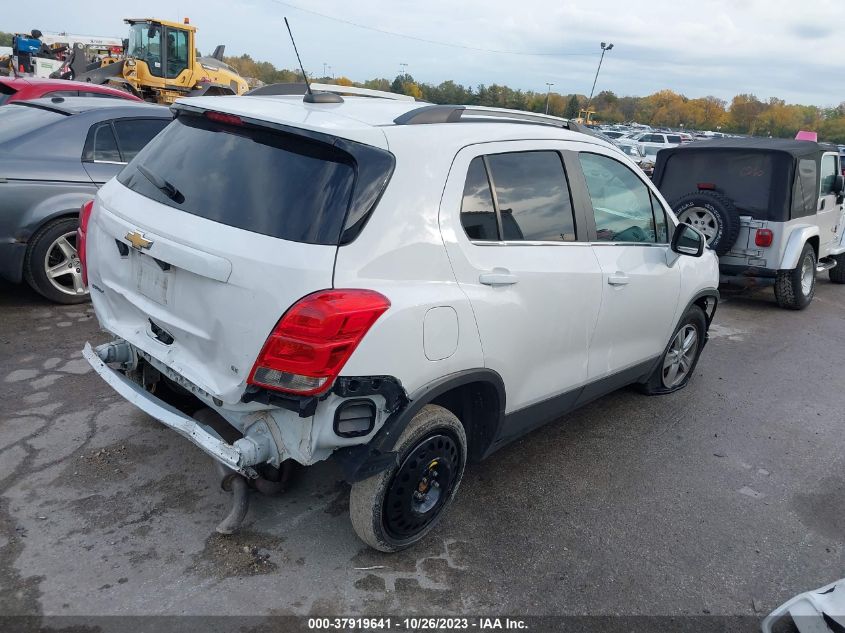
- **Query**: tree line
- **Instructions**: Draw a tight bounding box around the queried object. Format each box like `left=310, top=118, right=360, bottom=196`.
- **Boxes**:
left=224, top=54, right=845, bottom=143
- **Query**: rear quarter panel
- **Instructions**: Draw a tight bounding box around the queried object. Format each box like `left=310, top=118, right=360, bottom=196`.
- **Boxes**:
left=0, top=157, right=95, bottom=242
left=333, top=135, right=485, bottom=396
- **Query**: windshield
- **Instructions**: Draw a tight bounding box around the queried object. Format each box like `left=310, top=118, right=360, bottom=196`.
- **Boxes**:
left=127, top=22, right=163, bottom=77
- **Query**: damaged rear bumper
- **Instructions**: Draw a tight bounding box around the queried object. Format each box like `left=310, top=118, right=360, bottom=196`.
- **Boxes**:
left=82, top=342, right=269, bottom=477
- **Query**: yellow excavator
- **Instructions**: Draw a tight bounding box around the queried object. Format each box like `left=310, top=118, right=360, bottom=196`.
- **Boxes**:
left=68, top=18, right=248, bottom=104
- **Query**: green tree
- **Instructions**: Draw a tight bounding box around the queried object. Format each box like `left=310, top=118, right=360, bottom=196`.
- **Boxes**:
left=564, top=94, right=580, bottom=119
left=0, top=32, right=13, bottom=47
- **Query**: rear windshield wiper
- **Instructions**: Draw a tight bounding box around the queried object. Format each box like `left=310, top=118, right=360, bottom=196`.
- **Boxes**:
left=137, top=164, right=184, bottom=203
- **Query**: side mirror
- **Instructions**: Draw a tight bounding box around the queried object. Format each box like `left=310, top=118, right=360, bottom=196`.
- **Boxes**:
left=833, top=174, right=844, bottom=194
left=671, top=223, right=705, bottom=257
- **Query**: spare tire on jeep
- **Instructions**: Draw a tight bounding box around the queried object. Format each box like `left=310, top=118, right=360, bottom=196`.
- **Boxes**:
left=671, top=191, right=741, bottom=256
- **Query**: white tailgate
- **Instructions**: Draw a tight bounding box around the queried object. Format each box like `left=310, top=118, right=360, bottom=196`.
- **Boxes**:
left=87, top=179, right=336, bottom=404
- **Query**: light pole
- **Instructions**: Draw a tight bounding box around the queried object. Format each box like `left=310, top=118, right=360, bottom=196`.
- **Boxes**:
left=322, top=62, right=327, bottom=78
left=399, top=62, right=408, bottom=79
left=586, top=42, right=614, bottom=112
left=545, top=82, right=554, bottom=115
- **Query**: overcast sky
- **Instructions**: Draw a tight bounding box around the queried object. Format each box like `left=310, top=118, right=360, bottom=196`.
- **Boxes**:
left=5, top=0, right=843, bottom=106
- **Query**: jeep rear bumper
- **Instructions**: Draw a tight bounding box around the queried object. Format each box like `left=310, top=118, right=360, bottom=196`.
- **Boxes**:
left=82, top=342, right=270, bottom=477
left=719, top=264, right=778, bottom=288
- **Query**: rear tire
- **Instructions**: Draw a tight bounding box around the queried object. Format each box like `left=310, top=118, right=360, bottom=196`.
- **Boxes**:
left=672, top=191, right=741, bottom=256
left=23, top=217, right=89, bottom=304
left=639, top=305, right=707, bottom=395
left=349, top=405, right=467, bottom=552
left=774, top=243, right=816, bottom=310
left=828, top=253, right=845, bottom=284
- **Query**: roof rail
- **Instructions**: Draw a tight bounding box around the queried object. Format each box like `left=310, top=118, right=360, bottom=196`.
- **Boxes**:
left=393, top=105, right=591, bottom=133
left=245, top=82, right=416, bottom=102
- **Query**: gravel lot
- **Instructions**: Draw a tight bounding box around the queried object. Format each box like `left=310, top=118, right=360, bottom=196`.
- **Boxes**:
left=1, top=278, right=843, bottom=626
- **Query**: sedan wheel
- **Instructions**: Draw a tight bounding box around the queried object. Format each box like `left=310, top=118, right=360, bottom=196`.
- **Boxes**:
left=44, top=231, right=87, bottom=298
left=23, top=217, right=90, bottom=304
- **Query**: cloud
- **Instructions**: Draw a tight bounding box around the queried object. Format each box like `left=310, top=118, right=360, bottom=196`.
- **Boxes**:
left=5, top=0, right=844, bottom=105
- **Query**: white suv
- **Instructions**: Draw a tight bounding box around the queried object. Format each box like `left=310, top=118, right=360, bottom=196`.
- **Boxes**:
left=81, top=87, right=720, bottom=551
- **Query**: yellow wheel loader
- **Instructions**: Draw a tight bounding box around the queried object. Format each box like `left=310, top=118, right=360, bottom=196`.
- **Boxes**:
left=71, top=18, right=248, bottom=104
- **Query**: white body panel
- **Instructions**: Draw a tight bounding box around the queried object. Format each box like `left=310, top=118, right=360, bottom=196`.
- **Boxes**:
left=437, top=140, right=603, bottom=413
left=87, top=179, right=336, bottom=404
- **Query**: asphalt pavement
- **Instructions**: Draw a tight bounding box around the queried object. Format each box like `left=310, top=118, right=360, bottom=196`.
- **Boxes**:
left=0, top=278, right=843, bottom=628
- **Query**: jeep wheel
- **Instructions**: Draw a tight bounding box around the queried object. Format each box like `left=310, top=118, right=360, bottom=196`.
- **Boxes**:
left=774, top=243, right=816, bottom=310
left=639, top=305, right=707, bottom=395
left=828, top=253, right=845, bottom=284
left=23, top=217, right=89, bottom=304
left=349, top=405, right=467, bottom=552
left=672, top=191, right=741, bottom=256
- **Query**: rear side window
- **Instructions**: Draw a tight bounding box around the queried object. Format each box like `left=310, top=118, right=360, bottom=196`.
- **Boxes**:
left=0, top=104, right=65, bottom=145
left=667, top=135, right=682, bottom=144
left=113, top=119, right=169, bottom=162
left=118, top=115, right=358, bottom=245
left=579, top=152, right=658, bottom=243
left=83, top=122, right=121, bottom=162
left=460, top=157, right=498, bottom=241
left=460, top=151, right=576, bottom=242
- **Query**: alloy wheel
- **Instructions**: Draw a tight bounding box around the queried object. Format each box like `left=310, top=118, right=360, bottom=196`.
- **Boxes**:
left=44, top=231, right=87, bottom=298
left=662, top=324, right=698, bottom=388
left=677, top=207, right=718, bottom=244
left=800, top=252, right=815, bottom=296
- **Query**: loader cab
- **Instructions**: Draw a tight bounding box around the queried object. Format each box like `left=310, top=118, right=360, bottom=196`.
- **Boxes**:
left=125, top=19, right=195, bottom=82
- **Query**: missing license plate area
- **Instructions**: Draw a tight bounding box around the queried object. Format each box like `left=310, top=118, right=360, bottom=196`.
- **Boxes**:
left=134, top=252, right=170, bottom=305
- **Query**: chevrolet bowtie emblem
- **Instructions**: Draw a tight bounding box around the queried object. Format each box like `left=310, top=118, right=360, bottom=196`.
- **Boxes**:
left=125, top=230, right=153, bottom=250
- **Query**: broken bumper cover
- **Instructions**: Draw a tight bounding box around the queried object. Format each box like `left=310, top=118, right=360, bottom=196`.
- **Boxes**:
left=82, top=342, right=264, bottom=477
left=762, top=578, right=845, bottom=633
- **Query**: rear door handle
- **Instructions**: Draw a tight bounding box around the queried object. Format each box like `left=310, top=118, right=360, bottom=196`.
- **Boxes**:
left=608, top=272, right=630, bottom=286
left=479, top=269, right=519, bottom=286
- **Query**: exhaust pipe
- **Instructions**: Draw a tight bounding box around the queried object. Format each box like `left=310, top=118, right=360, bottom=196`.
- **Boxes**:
left=214, top=461, right=250, bottom=535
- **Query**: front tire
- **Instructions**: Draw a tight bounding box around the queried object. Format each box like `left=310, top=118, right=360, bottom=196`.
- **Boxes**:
left=774, top=242, right=816, bottom=310
left=23, top=217, right=89, bottom=304
left=639, top=305, right=707, bottom=395
left=828, top=253, right=845, bottom=284
left=349, top=405, right=467, bottom=552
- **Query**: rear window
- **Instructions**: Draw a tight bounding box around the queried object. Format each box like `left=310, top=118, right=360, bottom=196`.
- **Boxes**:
left=118, top=115, right=360, bottom=245
left=659, top=150, right=778, bottom=213
left=0, top=104, right=65, bottom=145
left=0, top=82, right=17, bottom=106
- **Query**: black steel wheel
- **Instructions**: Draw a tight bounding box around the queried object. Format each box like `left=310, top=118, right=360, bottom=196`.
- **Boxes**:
left=383, top=432, right=461, bottom=540
left=350, top=405, right=467, bottom=552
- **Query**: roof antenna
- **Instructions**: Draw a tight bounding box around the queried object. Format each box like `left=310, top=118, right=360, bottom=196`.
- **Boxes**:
left=284, top=17, right=342, bottom=104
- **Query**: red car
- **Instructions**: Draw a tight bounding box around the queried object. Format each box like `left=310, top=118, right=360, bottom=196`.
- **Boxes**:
left=0, top=76, right=142, bottom=105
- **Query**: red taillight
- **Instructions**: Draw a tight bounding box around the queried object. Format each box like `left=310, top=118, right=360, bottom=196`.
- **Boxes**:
left=697, top=182, right=717, bottom=191
left=248, top=289, right=391, bottom=395
left=205, top=111, right=243, bottom=126
left=755, top=228, right=774, bottom=247
left=77, top=200, right=94, bottom=286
